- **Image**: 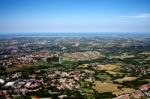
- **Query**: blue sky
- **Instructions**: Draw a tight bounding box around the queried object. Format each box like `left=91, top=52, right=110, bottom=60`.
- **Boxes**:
left=0, top=0, right=150, bottom=33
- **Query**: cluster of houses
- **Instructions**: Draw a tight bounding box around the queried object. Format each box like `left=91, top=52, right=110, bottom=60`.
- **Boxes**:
left=0, top=55, right=37, bottom=67
left=0, top=79, right=42, bottom=97
left=114, top=83, right=150, bottom=99
left=124, top=65, right=147, bottom=75
left=0, top=70, right=85, bottom=98
left=0, top=51, right=59, bottom=67
left=44, top=70, right=84, bottom=91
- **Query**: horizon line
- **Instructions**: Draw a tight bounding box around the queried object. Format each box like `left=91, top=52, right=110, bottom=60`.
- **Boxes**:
left=0, top=32, right=150, bottom=34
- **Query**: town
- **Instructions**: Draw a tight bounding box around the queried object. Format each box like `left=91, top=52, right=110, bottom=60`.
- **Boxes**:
left=0, top=34, right=150, bottom=98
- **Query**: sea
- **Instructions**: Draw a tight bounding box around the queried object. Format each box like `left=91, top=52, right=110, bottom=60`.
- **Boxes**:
left=0, top=32, right=150, bottom=39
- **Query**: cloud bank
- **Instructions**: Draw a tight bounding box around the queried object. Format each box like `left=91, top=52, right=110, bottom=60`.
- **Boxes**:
left=121, top=13, right=150, bottom=19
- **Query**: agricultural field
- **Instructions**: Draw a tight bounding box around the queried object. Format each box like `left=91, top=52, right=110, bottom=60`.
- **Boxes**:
left=114, top=77, right=138, bottom=83
left=113, top=88, right=137, bottom=96
left=92, top=81, right=120, bottom=93
left=62, top=51, right=101, bottom=61
left=97, top=64, right=121, bottom=72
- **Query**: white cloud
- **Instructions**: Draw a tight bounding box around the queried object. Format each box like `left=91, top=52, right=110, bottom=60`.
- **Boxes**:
left=121, top=13, right=150, bottom=19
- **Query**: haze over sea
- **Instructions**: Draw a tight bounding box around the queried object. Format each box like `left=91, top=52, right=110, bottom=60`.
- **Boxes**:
left=0, top=32, right=150, bottom=39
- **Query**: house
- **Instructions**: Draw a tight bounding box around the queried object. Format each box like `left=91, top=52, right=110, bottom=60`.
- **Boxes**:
left=24, top=82, right=32, bottom=88
left=4, top=81, right=15, bottom=87
left=113, top=94, right=130, bottom=99
left=131, top=91, right=144, bottom=98
left=144, top=92, right=150, bottom=97
left=140, top=84, right=150, bottom=91
left=0, top=79, right=5, bottom=84
left=58, top=95, right=67, bottom=99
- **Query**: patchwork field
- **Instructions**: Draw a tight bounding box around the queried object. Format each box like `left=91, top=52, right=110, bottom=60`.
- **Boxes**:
left=113, top=88, right=137, bottom=96
left=95, top=73, right=111, bottom=80
left=114, top=77, right=138, bottom=83
left=62, top=51, right=101, bottom=61
left=92, top=81, right=120, bottom=93
left=82, top=69, right=95, bottom=74
left=97, top=64, right=121, bottom=72
left=105, top=71, right=117, bottom=75
left=140, top=52, right=150, bottom=55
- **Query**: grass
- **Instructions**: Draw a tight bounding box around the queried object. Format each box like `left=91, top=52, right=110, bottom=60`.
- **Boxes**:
left=95, top=73, right=111, bottom=80
left=79, top=88, right=94, bottom=93
left=105, top=71, right=124, bottom=77
left=6, top=60, right=52, bottom=73
left=82, top=69, right=95, bottom=74
left=121, top=79, right=149, bottom=89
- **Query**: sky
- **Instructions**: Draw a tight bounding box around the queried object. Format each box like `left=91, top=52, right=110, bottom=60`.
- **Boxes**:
left=0, top=0, right=150, bottom=33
